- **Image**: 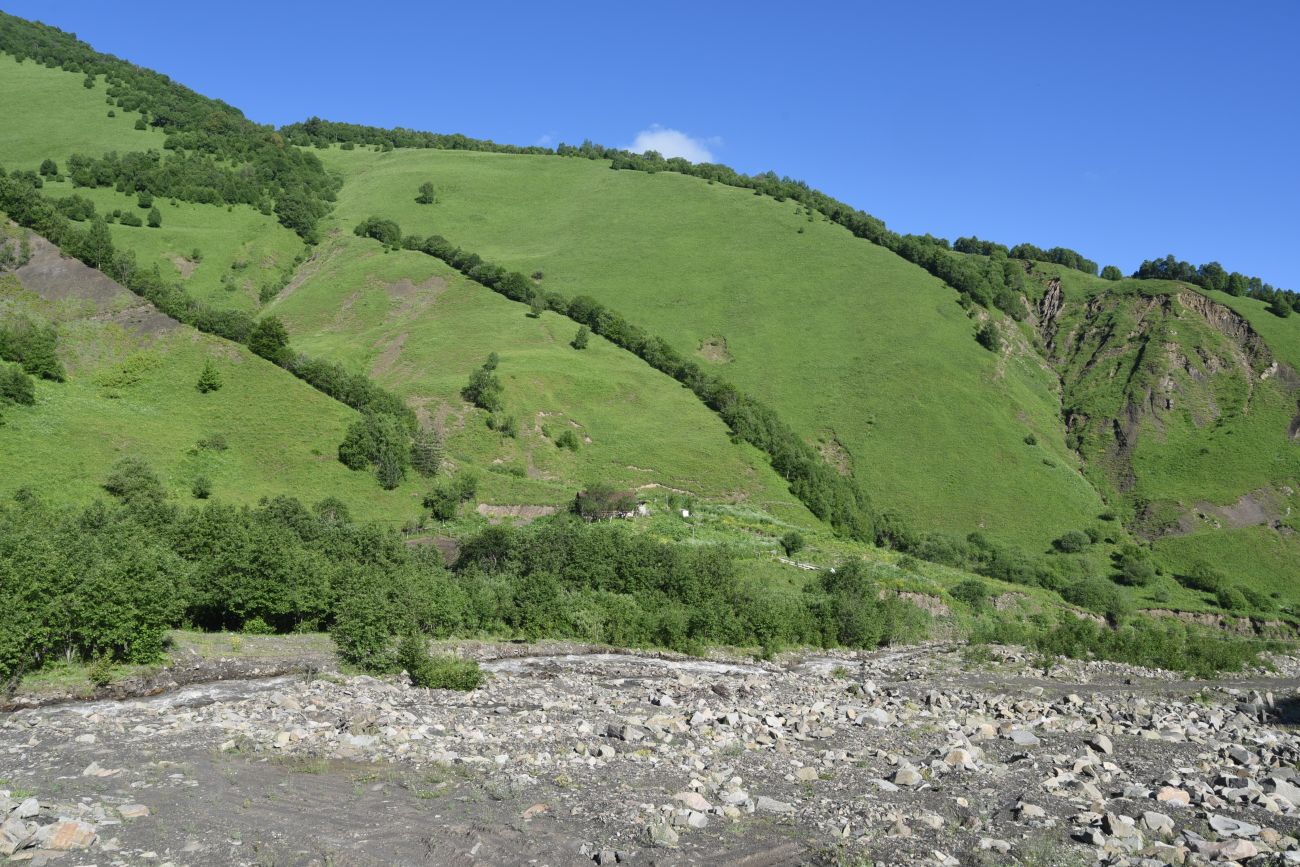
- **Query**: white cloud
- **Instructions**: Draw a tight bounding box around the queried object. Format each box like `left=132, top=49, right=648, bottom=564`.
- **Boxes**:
left=628, top=125, right=717, bottom=163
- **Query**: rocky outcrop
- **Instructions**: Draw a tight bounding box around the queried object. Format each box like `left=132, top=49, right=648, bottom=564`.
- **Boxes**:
left=1033, top=284, right=1300, bottom=516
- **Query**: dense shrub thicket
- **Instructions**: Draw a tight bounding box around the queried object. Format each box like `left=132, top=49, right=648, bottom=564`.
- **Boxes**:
left=972, top=612, right=1268, bottom=678
left=354, top=217, right=875, bottom=541
left=0, top=315, right=65, bottom=381
left=0, top=12, right=337, bottom=240
left=0, top=466, right=926, bottom=689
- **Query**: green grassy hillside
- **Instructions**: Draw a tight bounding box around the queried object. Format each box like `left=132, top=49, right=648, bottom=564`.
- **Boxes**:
left=2, top=24, right=1297, bottom=620
left=268, top=231, right=816, bottom=520
left=0, top=228, right=415, bottom=520
left=317, top=146, right=1110, bottom=550
left=0, top=51, right=814, bottom=529
left=0, top=51, right=164, bottom=167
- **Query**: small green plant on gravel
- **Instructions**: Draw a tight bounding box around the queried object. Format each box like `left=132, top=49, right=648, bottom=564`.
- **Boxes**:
left=396, top=632, right=482, bottom=691
left=87, top=652, right=114, bottom=687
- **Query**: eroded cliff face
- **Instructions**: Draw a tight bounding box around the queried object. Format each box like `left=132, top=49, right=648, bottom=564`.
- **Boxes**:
left=1032, top=284, right=1300, bottom=534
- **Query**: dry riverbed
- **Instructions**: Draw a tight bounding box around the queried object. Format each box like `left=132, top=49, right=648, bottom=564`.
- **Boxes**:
left=5, top=641, right=1300, bottom=866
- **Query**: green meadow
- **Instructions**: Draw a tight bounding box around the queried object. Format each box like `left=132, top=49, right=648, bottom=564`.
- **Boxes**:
left=316, top=146, right=1110, bottom=550
left=0, top=52, right=164, bottom=168
left=0, top=271, right=418, bottom=521
left=269, top=232, right=816, bottom=520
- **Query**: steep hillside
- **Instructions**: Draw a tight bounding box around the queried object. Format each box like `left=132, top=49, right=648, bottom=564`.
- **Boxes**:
left=1026, top=266, right=1300, bottom=589
left=0, top=54, right=302, bottom=312
left=267, top=230, right=817, bottom=520
left=0, top=45, right=815, bottom=527
left=317, top=146, right=1110, bottom=550
left=0, top=51, right=165, bottom=166
left=1, top=11, right=1296, bottom=618
left=0, top=225, right=414, bottom=518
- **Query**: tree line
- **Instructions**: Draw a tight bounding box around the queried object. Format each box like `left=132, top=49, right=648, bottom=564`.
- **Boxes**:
left=2, top=466, right=1261, bottom=690
left=353, top=217, right=876, bottom=541
left=280, top=117, right=553, bottom=155
left=1134, top=254, right=1298, bottom=318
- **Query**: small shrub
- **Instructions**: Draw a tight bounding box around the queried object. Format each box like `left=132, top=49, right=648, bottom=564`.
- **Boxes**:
left=1061, top=577, right=1127, bottom=622
left=103, top=457, right=165, bottom=502
left=1177, top=561, right=1226, bottom=593
left=1216, top=586, right=1249, bottom=612
left=197, top=432, right=229, bottom=452
left=950, top=578, right=990, bottom=612
left=779, top=530, right=805, bottom=557
left=571, top=325, right=590, bottom=350
left=1240, top=586, right=1277, bottom=614
left=331, top=586, right=393, bottom=672
left=1052, top=530, right=1090, bottom=553
left=424, top=473, right=478, bottom=520
left=1023, top=433, right=1037, bottom=446
left=242, top=617, right=274, bottom=635
left=1113, top=544, right=1156, bottom=586
left=396, top=632, right=482, bottom=690
left=555, top=429, right=580, bottom=451
left=191, top=475, right=212, bottom=500
left=975, top=321, right=1002, bottom=352
left=88, top=653, right=115, bottom=688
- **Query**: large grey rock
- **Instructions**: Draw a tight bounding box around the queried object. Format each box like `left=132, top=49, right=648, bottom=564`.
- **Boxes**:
left=756, top=795, right=795, bottom=814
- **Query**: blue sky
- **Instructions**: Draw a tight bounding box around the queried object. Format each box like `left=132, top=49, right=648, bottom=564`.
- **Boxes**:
left=8, top=1, right=1298, bottom=286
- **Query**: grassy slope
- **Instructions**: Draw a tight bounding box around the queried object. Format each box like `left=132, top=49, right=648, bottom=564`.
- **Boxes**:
left=270, top=230, right=815, bottom=521
left=0, top=56, right=813, bottom=527
left=50, top=181, right=306, bottom=314
left=0, top=52, right=165, bottom=167
left=0, top=55, right=300, bottom=312
left=316, top=146, right=1108, bottom=549
left=0, top=269, right=419, bottom=520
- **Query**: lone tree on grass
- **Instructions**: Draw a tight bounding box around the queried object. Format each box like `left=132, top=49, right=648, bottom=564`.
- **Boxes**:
left=415, top=182, right=437, bottom=205
left=195, top=359, right=222, bottom=393
left=410, top=427, right=444, bottom=477
left=571, top=326, right=589, bottom=350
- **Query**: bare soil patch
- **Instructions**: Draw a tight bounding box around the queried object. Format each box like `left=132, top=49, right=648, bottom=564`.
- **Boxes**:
left=698, top=335, right=733, bottom=363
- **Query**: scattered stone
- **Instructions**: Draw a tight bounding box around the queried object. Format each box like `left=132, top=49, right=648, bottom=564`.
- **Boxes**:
left=755, top=796, right=795, bottom=814
left=1156, top=786, right=1190, bottom=807
left=39, top=821, right=96, bottom=851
